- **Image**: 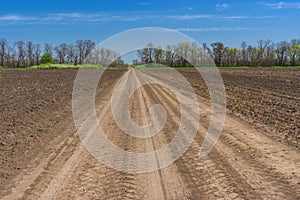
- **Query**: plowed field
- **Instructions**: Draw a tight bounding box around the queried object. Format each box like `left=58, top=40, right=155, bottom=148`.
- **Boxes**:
left=0, top=68, right=299, bottom=199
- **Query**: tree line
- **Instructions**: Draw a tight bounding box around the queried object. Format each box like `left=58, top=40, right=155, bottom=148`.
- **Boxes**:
left=0, top=39, right=96, bottom=68
left=209, top=39, right=300, bottom=67
left=135, top=39, right=300, bottom=67
left=135, top=42, right=213, bottom=67
left=0, top=38, right=300, bottom=68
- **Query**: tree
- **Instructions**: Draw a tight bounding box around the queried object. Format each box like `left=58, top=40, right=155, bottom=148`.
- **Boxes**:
left=240, top=41, right=248, bottom=66
left=210, top=42, right=227, bottom=67
left=176, top=42, right=191, bottom=66
left=34, top=44, right=41, bottom=65
left=7, top=45, right=16, bottom=68
left=86, top=47, right=119, bottom=66
left=76, top=39, right=84, bottom=64
left=227, top=48, right=239, bottom=66
left=44, top=43, right=52, bottom=55
left=54, top=43, right=68, bottom=64
left=153, top=46, right=164, bottom=64
left=26, top=41, right=34, bottom=67
left=40, top=53, right=53, bottom=64
left=165, top=45, right=177, bottom=66
left=66, top=44, right=77, bottom=64
left=76, top=39, right=95, bottom=64
left=276, top=41, right=290, bottom=66
left=1, top=38, right=300, bottom=68
left=15, top=41, right=26, bottom=68
left=137, top=43, right=155, bottom=64
left=83, top=40, right=95, bottom=63
left=0, top=39, right=7, bottom=67
left=202, top=42, right=208, bottom=53
left=290, top=39, right=300, bottom=66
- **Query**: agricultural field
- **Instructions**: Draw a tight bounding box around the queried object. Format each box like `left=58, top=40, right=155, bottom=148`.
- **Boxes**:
left=0, top=68, right=299, bottom=199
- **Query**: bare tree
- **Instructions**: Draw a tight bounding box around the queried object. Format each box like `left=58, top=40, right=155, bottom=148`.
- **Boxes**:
left=15, top=41, right=26, bottom=68
left=54, top=43, right=68, bottom=64
left=240, top=41, right=248, bottom=66
left=137, top=43, right=155, bottom=64
left=1, top=38, right=300, bottom=68
left=27, top=41, right=34, bottom=67
left=263, top=41, right=276, bottom=66
left=5, top=45, right=15, bottom=68
left=176, top=42, right=191, bottom=66
left=44, top=43, right=52, bottom=55
left=86, top=47, right=119, bottom=66
left=153, top=46, right=164, bottom=64
left=0, top=39, right=7, bottom=67
left=210, top=42, right=227, bottom=67
left=276, top=41, right=290, bottom=66
left=83, top=40, right=95, bottom=63
left=67, top=44, right=78, bottom=65
left=202, top=42, right=208, bottom=54
left=34, top=44, right=41, bottom=65
left=76, top=39, right=84, bottom=64
left=165, top=45, right=177, bottom=66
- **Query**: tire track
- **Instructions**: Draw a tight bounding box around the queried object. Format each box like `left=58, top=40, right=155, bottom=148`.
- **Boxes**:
left=138, top=69, right=296, bottom=198
left=57, top=70, right=139, bottom=200
left=143, top=69, right=299, bottom=199
left=144, top=79, right=258, bottom=199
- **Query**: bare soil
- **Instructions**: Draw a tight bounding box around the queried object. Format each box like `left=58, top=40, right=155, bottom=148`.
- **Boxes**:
left=0, top=68, right=299, bottom=199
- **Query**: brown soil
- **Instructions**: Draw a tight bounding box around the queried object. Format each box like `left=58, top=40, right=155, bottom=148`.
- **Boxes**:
left=179, top=68, right=300, bottom=148
left=0, top=68, right=299, bottom=199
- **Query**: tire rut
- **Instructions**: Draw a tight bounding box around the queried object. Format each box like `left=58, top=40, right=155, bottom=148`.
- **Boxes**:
left=146, top=81, right=259, bottom=199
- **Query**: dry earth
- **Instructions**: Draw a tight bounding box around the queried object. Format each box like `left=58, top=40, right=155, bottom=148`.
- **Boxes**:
left=0, top=68, right=299, bottom=199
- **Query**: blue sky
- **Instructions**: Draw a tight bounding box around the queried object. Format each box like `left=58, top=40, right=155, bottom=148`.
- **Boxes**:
left=0, top=0, right=300, bottom=47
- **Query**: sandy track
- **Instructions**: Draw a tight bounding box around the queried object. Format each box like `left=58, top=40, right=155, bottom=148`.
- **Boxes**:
left=1, top=69, right=299, bottom=199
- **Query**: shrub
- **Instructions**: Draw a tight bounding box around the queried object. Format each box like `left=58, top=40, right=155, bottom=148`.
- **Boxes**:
left=40, top=53, right=53, bottom=64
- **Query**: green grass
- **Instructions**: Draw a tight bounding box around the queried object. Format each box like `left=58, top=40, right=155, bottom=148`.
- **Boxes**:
left=134, top=65, right=235, bottom=69
left=218, top=66, right=251, bottom=68
left=0, top=64, right=104, bottom=70
left=0, top=67, right=34, bottom=70
left=134, top=64, right=204, bottom=69
left=0, top=63, right=129, bottom=70
left=30, top=63, right=104, bottom=69
left=265, top=66, right=300, bottom=68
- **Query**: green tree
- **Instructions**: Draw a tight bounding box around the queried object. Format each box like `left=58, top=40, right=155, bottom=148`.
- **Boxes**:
left=290, top=44, right=300, bottom=66
left=40, top=53, right=53, bottom=64
left=228, top=48, right=239, bottom=66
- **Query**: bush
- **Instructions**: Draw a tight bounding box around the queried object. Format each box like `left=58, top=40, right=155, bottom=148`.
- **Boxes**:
left=40, top=53, right=53, bottom=64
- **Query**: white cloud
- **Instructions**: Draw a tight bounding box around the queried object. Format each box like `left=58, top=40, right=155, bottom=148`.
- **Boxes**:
left=221, top=16, right=249, bottom=19
left=264, top=1, right=300, bottom=9
left=0, top=13, right=141, bottom=25
left=168, top=15, right=213, bottom=20
left=0, top=12, right=275, bottom=26
left=177, top=27, right=266, bottom=32
left=216, top=3, right=230, bottom=11
left=47, top=12, right=84, bottom=18
left=0, top=15, right=33, bottom=21
left=221, top=15, right=274, bottom=19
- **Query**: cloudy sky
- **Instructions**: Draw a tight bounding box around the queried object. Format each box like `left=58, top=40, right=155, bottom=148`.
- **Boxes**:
left=0, top=0, right=300, bottom=47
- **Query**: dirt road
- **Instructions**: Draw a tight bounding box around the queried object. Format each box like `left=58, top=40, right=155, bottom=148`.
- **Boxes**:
left=1, top=68, right=299, bottom=199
